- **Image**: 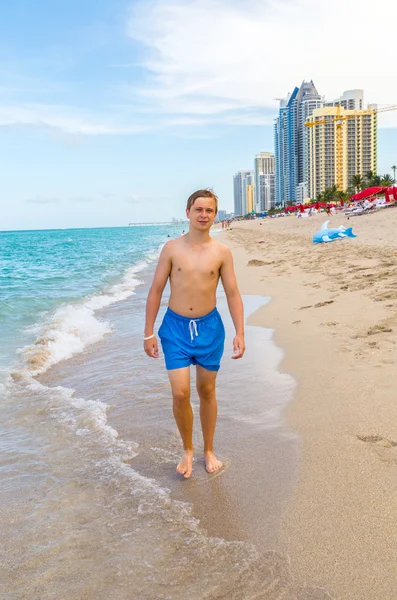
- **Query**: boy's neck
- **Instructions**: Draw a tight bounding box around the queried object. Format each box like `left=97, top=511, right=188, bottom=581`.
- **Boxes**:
left=186, top=228, right=211, bottom=244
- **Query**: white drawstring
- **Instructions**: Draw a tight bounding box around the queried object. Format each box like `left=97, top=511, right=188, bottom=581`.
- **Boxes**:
left=189, top=319, right=198, bottom=342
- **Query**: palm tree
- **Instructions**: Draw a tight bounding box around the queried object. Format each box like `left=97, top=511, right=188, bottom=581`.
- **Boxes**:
left=392, top=165, right=397, bottom=184
left=339, top=189, right=353, bottom=202
left=351, top=174, right=364, bottom=193
left=364, top=171, right=383, bottom=187
left=381, top=174, right=394, bottom=186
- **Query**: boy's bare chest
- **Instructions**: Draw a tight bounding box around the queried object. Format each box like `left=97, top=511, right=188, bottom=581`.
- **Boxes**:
left=171, top=250, right=221, bottom=279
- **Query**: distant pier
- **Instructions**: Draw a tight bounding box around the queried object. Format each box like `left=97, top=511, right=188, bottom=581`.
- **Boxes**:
left=128, top=221, right=188, bottom=226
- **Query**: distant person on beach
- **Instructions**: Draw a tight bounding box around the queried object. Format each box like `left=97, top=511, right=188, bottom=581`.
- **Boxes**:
left=144, top=189, right=245, bottom=478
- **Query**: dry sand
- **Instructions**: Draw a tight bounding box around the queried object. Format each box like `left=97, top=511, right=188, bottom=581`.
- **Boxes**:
left=223, top=208, right=397, bottom=600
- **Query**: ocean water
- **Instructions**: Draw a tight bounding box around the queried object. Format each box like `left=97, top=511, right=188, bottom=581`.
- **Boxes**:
left=0, top=226, right=332, bottom=599
left=0, top=226, right=174, bottom=380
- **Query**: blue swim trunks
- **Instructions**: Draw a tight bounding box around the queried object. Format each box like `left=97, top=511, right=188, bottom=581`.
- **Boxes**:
left=158, top=307, right=225, bottom=372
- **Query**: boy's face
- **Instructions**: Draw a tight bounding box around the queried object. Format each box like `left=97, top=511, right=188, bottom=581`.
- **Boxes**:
left=186, top=197, right=217, bottom=230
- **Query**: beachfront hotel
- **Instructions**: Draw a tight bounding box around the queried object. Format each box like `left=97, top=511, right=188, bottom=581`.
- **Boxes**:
left=306, top=104, right=377, bottom=198
left=254, top=152, right=275, bottom=212
left=325, top=89, right=364, bottom=111
left=246, top=183, right=255, bottom=213
left=233, top=170, right=254, bottom=216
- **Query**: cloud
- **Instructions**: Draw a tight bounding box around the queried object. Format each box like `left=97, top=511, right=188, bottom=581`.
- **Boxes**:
left=3, top=0, right=396, bottom=138
left=127, top=0, right=397, bottom=127
left=25, top=196, right=60, bottom=204
left=0, top=104, right=148, bottom=135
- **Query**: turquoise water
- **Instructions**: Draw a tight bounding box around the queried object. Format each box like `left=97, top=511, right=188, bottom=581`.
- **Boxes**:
left=0, top=225, right=182, bottom=376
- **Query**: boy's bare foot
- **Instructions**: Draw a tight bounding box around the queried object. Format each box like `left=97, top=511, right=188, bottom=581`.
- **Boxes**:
left=204, top=451, right=223, bottom=473
left=176, top=450, right=194, bottom=478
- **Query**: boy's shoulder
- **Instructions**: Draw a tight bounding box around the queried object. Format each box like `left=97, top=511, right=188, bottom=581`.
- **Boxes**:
left=210, top=237, right=231, bottom=255
left=162, top=236, right=186, bottom=256
left=165, top=235, right=185, bottom=249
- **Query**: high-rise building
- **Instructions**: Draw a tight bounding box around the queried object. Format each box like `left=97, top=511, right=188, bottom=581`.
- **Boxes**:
left=257, top=174, right=275, bottom=212
left=274, top=81, right=323, bottom=206
left=325, top=89, right=364, bottom=111
left=233, top=170, right=254, bottom=216
left=307, top=105, right=377, bottom=198
left=254, top=152, right=275, bottom=211
left=246, top=184, right=254, bottom=213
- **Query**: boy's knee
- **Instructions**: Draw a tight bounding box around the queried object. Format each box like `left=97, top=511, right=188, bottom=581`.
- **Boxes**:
left=172, top=388, right=190, bottom=405
left=197, top=382, right=215, bottom=400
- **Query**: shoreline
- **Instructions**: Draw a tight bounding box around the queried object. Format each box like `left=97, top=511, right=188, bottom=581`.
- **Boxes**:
left=223, top=212, right=397, bottom=599
left=34, top=261, right=309, bottom=598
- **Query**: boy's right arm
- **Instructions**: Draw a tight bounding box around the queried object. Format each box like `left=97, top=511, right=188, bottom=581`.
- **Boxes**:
left=144, top=243, right=172, bottom=358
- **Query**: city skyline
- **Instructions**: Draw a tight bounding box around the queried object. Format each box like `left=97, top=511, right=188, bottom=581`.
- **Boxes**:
left=233, top=86, right=387, bottom=215
left=1, top=0, right=397, bottom=230
left=274, top=84, right=384, bottom=207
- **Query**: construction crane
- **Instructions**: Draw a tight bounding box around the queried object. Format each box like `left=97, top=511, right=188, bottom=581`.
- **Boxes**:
left=305, top=104, right=397, bottom=191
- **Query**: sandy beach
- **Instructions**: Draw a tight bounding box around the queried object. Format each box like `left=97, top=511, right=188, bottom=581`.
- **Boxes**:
left=223, top=208, right=397, bottom=599
left=4, top=214, right=397, bottom=600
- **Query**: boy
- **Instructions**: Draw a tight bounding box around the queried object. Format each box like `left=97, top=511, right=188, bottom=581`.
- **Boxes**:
left=144, top=190, right=245, bottom=478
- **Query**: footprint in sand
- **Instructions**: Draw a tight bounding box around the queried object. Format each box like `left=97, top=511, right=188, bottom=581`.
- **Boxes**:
left=367, top=325, right=393, bottom=336
left=247, top=259, right=266, bottom=267
left=314, top=300, right=335, bottom=308
left=368, top=341, right=379, bottom=348
left=357, top=435, right=397, bottom=448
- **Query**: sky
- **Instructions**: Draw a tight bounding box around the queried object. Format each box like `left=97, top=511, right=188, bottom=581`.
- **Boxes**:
left=1, top=0, right=397, bottom=230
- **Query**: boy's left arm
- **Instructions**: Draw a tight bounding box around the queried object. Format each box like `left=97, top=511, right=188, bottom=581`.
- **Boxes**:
left=220, top=246, right=245, bottom=359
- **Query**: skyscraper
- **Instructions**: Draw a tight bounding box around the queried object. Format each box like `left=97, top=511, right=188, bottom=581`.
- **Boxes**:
left=254, top=152, right=275, bottom=212
left=326, top=89, right=364, bottom=111
left=307, top=105, right=377, bottom=197
left=246, top=184, right=254, bottom=213
left=274, top=81, right=323, bottom=206
left=233, top=170, right=254, bottom=216
left=258, top=174, right=275, bottom=212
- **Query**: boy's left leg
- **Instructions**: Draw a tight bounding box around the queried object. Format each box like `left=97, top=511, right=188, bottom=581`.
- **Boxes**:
left=196, top=365, right=223, bottom=473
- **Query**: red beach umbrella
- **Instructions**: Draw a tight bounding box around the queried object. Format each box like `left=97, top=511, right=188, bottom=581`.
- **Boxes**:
left=349, top=186, right=387, bottom=201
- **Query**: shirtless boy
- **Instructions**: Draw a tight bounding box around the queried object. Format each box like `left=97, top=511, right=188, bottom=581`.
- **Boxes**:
left=144, top=190, right=245, bottom=479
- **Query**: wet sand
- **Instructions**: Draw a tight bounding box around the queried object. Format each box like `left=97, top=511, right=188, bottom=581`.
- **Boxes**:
left=35, top=272, right=329, bottom=598
left=223, top=209, right=397, bottom=600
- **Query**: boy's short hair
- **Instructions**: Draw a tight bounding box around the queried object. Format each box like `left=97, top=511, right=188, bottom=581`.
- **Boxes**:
left=186, top=189, right=218, bottom=214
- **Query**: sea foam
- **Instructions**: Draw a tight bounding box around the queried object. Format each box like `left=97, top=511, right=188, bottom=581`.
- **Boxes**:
left=20, top=261, right=150, bottom=376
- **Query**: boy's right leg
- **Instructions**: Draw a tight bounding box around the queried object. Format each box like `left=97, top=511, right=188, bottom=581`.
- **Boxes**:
left=167, top=367, right=194, bottom=478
